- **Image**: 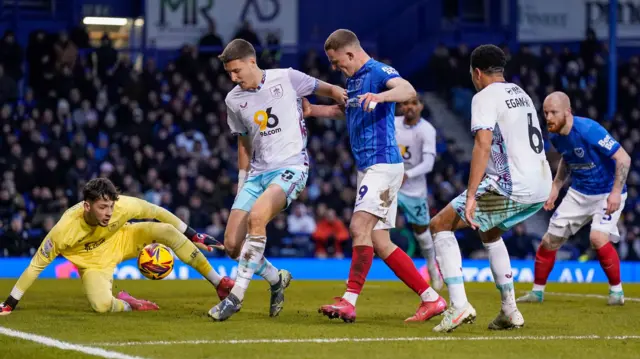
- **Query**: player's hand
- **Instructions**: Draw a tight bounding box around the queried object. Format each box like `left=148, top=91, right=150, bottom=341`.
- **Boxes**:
left=606, top=191, right=622, bottom=215
left=301, top=97, right=313, bottom=118
left=544, top=186, right=560, bottom=211
left=464, top=195, right=480, bottom=230
left=357, top=92, right=384, bottom=112
left=191, top=233, right=225, bottom=252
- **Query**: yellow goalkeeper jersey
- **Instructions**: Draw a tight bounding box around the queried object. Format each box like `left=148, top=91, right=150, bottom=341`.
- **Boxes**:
left=14, top=195, right=187, bottom=296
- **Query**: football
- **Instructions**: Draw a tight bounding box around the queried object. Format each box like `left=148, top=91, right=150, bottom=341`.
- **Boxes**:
left=137, top=243, right=174, bottom=280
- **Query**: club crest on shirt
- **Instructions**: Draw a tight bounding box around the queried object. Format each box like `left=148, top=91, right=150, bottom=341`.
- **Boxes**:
left=269, top=84, right=283, bottom=99
left=108, top=221, right=119, bottom=232
left=574, top=148, right=584, bottom=158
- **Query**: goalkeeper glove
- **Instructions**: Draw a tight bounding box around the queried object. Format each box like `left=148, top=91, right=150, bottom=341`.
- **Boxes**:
left=185, top=227, right=224, bottom=252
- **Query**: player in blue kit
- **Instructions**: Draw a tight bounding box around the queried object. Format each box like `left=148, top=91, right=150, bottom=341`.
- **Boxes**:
left=304, top=29, right=446, bottom=323
left=518, top=91, right=630, bottom=306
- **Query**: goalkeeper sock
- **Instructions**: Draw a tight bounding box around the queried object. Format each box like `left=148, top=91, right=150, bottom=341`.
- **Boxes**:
left=231, top=235, right=267, bottom=301
left=255, top=256, right=280, bottom=286
left=484, top=238, right=517, bottom=315
left=434, top=231, right=468, bottom=309
left=164, top=229, right=222, bottom=286
left=111, top=298, right=132, bottom=312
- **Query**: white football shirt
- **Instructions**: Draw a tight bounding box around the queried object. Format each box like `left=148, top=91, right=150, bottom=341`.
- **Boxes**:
left=225, top=68, right=318, bottom=174
left=395, top=116, right=436, bottom=198
left=471, top=82, right=552, bottom=203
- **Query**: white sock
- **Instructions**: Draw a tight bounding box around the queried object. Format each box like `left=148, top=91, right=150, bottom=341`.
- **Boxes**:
left=420, top=287, right=440, bottom=302
left=484, top=239, right=517, bottom=314
left=206, top=269, right=222, bottom=286
left=610, top=283, right=623, bottom=293
left=113, top=300, right=132, bottom=312
left=415, top=230, right=437, bottom=272
left=10, top=287, right=24, bottom=300
left=230, top=235, right=266, bottom=301
left=434, top=231, right=468, bottom=309
left=532, top=284, right=546, bottom=292
left=342, top=291, right=358, bottom=306
left=255, top=256, right=280, bottom=286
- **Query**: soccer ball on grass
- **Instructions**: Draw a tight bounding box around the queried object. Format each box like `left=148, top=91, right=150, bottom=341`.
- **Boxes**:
left=137, top=243, right=174, bottom=280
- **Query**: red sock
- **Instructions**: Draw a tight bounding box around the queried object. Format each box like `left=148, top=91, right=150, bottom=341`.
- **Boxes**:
left=384, top=247, right=429, bottom=295
left=596, top=242, right=621, bottom=286
left=346, top=245, right=374, bottom=294
left=534, top=245, right=557, bottom=286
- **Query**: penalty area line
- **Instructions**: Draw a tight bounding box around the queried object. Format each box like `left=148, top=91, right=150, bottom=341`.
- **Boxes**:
left=0, top=326, right=148, bottom=359
left=93, top=335, right=640, bottom=347
left=543, top=292, right=640, bottom=302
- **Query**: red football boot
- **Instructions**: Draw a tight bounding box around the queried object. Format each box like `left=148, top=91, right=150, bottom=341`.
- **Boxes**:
left=318, top=297, right=356, bottom=323
left=217, top=276, right=235, bottom=301
left=404, top=296, right=447, bottom=322
left=117, top=291, right=160, bottom=311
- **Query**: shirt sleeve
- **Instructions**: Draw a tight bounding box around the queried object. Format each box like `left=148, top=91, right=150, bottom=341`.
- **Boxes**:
left=287, top=68, right=319, bottom=97
left=470, top=92, right=497, bottom=134
left=373, top=63, right=401, bottom=88
left=585, top=122, right=620, bottom=157
left=13, top=225, right=62, bottom=298
left=225, top=101, right=247, bottom=136
left=124, top=196, right=188, bottom=233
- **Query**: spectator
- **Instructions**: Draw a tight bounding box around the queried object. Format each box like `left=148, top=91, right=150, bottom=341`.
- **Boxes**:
left=0, top=30, right=23, bottom=82
left=198, top=22, right=224, bottom=60
left=54, top=31, right=78, bottom=70
left=312, top=207, right=349, bottom=258
left=0, top=64, right=17, bottom=104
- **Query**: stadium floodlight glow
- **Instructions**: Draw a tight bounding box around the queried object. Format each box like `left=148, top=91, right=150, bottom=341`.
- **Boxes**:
left=134, top=18, right=145, bottom=27
left=82, top=17, right=128, bottom=26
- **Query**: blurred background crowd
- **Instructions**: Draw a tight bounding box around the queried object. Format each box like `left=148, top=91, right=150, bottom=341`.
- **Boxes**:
left=0, top=13, right=638, bottom=262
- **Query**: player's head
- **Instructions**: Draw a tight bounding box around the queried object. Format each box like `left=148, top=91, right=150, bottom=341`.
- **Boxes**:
left=82, top=178, right=119, bottom=227
left=543, top=91, right=572, bottom=133
left=324, top=29, right=364, bottom=77
left=400, top=96, right=424, bottom=123
left=218, top=39, right=259, bottom=90
left=469, top=44, right=507, bottom=91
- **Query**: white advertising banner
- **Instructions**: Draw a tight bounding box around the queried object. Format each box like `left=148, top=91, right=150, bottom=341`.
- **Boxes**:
left=518, top=0, right=640, bottom=42
left=146, top=0, right=299, bottom=49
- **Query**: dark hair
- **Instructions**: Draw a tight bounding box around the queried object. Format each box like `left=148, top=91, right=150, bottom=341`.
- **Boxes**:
left=218, top=39, right=256, bottom=63
left=83, top=178, right=119, bottom=202
left=470, top=44, right=507, bottom=74
left=324, top=29, right=360, bottom=51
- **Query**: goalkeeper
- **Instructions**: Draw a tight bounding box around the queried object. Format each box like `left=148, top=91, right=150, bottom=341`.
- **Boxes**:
left=0, top=178, right=232, bottom=314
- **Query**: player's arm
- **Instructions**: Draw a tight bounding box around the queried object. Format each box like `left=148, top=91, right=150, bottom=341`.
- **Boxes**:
left=358, top=65, right=416, bottom=110
left=301, top=98, right=345, bottom=120
left=405, top=125, right=437, bottom=179
left=1, top=227, right=61, bottom=314
left=552, top=157, right=571, bottom=188
left=288, top=68, right=346, bottom=105
left=237, top=135, right=251, bottom=190
left=610, top=147, right=631, bottom=195
left=379, top=77, right=417, bottom=103
left=128, top=197, right=223, bottom=252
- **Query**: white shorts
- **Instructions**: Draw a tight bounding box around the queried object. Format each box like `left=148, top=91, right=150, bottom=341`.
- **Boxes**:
left=548, top=188, right=627, bottom=239
left=355, top=163, right=404, bottom=230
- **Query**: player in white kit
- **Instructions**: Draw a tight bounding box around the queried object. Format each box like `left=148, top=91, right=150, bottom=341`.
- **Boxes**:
left=394, top=96, right=443, bottom=290
left=208, top=39, right=346, bottom=321
left=429, top=45, right=552, bottom=332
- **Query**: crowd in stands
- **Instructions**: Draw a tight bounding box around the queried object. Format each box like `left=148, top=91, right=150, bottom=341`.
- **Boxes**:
left=0, top=23, right=637, bottom=261
left=429, top=30, right=640, bottom=261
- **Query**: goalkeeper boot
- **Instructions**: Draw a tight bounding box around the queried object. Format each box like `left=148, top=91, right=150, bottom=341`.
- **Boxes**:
left=318, top=297, right=356, bottom=323
left=117, top=291, right=160, bottom=311
left=208, top=293, right=242, bottom=322
left=432, top=302, right=476, bottom=333
left=404, top=296, right=447, bottom=322
left=0, top=302, right=13, bottom=316
left=516, top=290, right=544, bottom=303
left=488, top=309, right=525, bottom=330
left=217, top=276, right=235, bottom=301
left=608, top=290, right=625, bottom=306
left=269, top=269, right=292, bottom=317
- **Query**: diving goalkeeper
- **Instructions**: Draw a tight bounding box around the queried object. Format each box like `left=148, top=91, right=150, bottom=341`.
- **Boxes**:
left=0, top=178, right=232, bottom=314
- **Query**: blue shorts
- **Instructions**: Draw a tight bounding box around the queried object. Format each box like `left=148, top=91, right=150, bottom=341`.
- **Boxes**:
left=232, top=166, right=308, bottom=212
left=397, top=192, right=430, bottom=226
left=451, top=179, right=544, bottom=232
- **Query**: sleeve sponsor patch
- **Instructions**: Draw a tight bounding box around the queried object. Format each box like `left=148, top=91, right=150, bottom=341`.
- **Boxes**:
left=40, top=238, right=53, bottom=258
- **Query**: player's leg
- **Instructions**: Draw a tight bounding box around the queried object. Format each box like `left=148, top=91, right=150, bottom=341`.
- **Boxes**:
left=429, top=202, right=475, bottom=332
left=398, top=192, right=442, bottom=290
left=518, top=189, right=589, bottom=303
left=371, top=228, right=446, bottom=322
left=225, top=209, right=280, bottom=289
left=80, top=267, right=158, bottom=313
left=120, top=222, right=230, bottom=300
left=590, top=192, right=627, bottom=305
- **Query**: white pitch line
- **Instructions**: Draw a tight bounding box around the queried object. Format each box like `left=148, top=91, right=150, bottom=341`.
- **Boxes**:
left=544, top=292, right=640, bottom=302
left=94, top=335, right=640, bottom=347
left=0, top=326, right=148, bottom=359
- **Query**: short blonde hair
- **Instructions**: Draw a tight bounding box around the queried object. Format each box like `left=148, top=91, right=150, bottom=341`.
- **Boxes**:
left=324, top=29, right=360, bottom=51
